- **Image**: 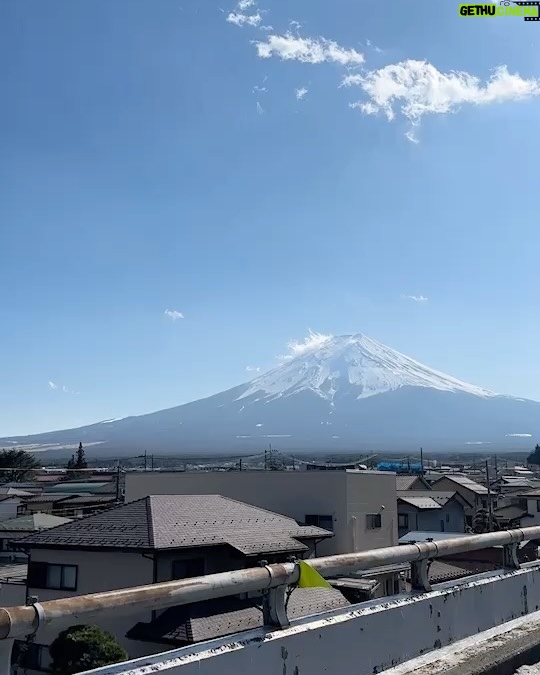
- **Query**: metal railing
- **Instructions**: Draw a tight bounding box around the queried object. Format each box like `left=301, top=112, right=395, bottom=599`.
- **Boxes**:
left=1, top=525, right=540, bottom=665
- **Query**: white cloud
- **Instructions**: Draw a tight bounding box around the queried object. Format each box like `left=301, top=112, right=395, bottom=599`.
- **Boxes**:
left=164, top=309, right=185, bottom=321
left=227, top=11, right=262, bottom=27
left=506, top=433, right=532, bottom=438
left=256, top=101, right=265, bottom=114
left=238, top=0, right=254, bottom=8
left=344, top=61, right=540, bottom=140
left=279, top=330, right=333, bottom=360
left=246, top=366, right=261, bottom=373
left=402, top=294, right=428, bottom=303
left=255, top=33, right=364, bottom=66
left=366, top=38, right=383, bottom=54
left=295, top=86, right=308, bottom=100
left=253, top=85, right=267, bottom=94
left=49, top=380, right=78, bottom=394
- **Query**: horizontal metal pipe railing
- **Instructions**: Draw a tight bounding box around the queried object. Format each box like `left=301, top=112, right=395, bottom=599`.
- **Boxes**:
left=1, top=525, right=540, bottom=640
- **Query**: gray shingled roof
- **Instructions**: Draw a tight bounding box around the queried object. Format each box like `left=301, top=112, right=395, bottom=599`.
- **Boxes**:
left=18, top=495, right=332, bottom=554
left=127, top=587, right=350, bottom=645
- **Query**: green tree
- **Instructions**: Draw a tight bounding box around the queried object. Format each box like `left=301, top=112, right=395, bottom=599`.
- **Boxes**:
left=527, top=444, right=540, bottom=466
left=75, top=442, right=87, bottom=470
left=65, top=443, right=87, bottom=479
left=49, top=625, right=127, bottom=675
left=0, top=449, right=39, bottom=483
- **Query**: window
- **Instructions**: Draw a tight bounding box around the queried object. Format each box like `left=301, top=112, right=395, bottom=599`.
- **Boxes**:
left=536, top=500, right=540, bottom=513
left=398, top=514, right=409, bottom=529
left=27, top=562, right=77, bottom=591
left=446, top=513, right=450, bottom=523
left=366, top=514, right=382, bottom=529
left=305, top=514, right=334, bottom=531
left=13, top=641, right=52, bottom=671
left=172, top=558, right=205, bottom=580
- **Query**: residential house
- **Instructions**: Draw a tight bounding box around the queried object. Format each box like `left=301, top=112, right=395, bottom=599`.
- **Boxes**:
left=397, top=491, right=467, bottom=537
left=493, top=489, right=540, bottom=529
left=16, top=494, right=336, bottom=669
left=125, top=470, right=398, bottom=556
left=396, top=475, right=432, bottom=491
left=431, top=475, right=487, bottom=527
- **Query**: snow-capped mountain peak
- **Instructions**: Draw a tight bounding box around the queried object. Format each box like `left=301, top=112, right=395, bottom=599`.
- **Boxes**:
left=237, top=333, right=497, bottom=402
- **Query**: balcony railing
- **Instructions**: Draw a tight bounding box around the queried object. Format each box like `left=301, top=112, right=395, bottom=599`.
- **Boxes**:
left=1, top=525, right=540, bottom=668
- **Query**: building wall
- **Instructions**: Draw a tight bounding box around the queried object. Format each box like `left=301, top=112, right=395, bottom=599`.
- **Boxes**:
left=125, top=471, right=396, bottom=555
left=398, top=501, right=465, bottom=537
left=0, top=580, right=26, bottom=605
left=26, top=548, right=157, bottom=660
left=345, top=472, right=397, bottom=551
left=0, top=498, right=20, bottom=520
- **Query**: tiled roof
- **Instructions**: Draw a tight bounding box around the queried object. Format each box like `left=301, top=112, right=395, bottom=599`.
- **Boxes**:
left=396, top=476, right=430, bottom=491
left=18, top=495, right=332, bottom=553
left=126, top=588, right=350, bottom=645
left=397, top=491, right=457, bottom=507
left=434, top=475, right=489, bottom=495
left=493, top=505, right=530, bottom=521
left=398, top=496, right=442, bottom=510
left=428, top=560, right=499, bottom=583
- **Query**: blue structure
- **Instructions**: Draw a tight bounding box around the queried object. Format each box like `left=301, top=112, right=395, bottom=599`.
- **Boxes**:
left=376, top=461, right=423, bottom=474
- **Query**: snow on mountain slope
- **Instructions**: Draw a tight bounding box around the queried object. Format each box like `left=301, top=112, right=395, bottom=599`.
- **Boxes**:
left=238, top=333, right=496, bottom=403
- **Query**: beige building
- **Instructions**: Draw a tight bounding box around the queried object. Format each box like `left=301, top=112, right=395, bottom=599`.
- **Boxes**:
left=125, top=470, right=398, bottom=555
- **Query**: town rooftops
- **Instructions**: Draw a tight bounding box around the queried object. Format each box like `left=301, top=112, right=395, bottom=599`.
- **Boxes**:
left=17, top=494, right=332, bottom=554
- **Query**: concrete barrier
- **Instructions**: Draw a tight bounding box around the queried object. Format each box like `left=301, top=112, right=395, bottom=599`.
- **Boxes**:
left=87, top=563, right=540, bottom=675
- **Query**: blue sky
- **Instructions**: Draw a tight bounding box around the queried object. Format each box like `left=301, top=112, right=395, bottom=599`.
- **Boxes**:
left=1, top=0, right=540, bottom=436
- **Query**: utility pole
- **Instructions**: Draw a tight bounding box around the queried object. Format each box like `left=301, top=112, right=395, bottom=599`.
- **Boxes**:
left=239, top=458, right=242, bottom=472
left=485, top=460, right=494, bottom=531
left=420, top=447, right=424, bottom=475
left=144, top=450, right=147, bottom=472
left=151, top=455, right=154, bottom=471
left=115, top=461, right=121, bottom=502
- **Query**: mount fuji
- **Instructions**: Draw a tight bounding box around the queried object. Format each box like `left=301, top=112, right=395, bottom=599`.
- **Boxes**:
left=3, top=333, right=540, bottom=455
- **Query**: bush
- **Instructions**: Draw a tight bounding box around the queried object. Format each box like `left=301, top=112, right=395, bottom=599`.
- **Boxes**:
left=49, top=624, right=128, bottom=675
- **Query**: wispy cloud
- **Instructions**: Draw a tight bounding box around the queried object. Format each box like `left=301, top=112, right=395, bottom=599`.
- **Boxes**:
left=226, top=0, right=262, bottom=27
left=164, top=309, right=185, bottom=321
left=49, top=380, right=79, bottom=394
left=295, top=86, right=308, bottom=100
left=255, top=33, right=364, bottom=65
left=366, top=38, right=383, bottom=54
left=256, top=101, right=265, bottom=114
left=246, top=365, right=261, bottom=373
left=402, top=294, right=429, bottom=303
left=343, top=61, right=540, bottom=141
left=506, top=433, right=532, bottom=438
left=279, top=330, right=333, bottom=361
left=253, top=85, right=268, bottom=94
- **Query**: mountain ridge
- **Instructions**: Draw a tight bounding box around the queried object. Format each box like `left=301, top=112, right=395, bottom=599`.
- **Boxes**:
left=2, top=333, right=538, bottom=455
